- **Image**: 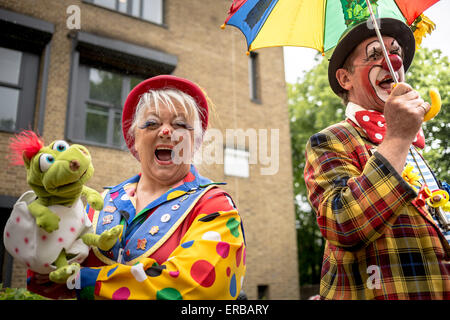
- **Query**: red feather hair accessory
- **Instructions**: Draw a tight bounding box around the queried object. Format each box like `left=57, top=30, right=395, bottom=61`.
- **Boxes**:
left=8, top=130, right=44, bottom=166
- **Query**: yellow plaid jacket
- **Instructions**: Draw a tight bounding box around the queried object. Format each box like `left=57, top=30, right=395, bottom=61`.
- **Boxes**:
left=304, top=120, right=450, bottom=299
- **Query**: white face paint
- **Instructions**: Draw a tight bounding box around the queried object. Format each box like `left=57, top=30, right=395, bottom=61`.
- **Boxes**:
left=345, top=36, right=407, bottom=112
left=366, top=40, right=405, bottom=102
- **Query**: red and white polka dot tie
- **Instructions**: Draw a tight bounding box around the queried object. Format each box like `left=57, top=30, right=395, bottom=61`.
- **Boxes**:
left=354, top=110, right=425, bottom=149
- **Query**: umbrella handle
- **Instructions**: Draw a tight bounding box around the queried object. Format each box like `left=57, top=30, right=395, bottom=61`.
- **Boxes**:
left=423, top=88, right=441, bottom=122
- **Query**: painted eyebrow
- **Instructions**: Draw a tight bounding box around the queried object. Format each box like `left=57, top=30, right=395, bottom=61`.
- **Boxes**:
left=365, top=40, right=381, bottom=57
left=365, top=39, right=403, bottom=58
left=390, top=40, right=399, bottom=49
left=173, top=114, right=188, bottom=121
left=145, top=112, right=189, bottom=122
left=389, top=39, right=404, bottom=59
left=390, top=40, right=402, bottom=51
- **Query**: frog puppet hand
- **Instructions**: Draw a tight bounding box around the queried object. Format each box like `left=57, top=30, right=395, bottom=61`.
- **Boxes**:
left=5, top=131, right=109, bottom=282
left=82, top=185, right=104, bottom=211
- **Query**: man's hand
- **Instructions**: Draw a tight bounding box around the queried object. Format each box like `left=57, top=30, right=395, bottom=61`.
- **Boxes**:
left=377, top=83, right=430, bottom=174
left=384, top=82, right=429, bottom=143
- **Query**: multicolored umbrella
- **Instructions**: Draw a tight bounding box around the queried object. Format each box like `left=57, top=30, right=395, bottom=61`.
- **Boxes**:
left=222, top=0, right=442, bottom=121
left=222, top=0, right=439, bottom=55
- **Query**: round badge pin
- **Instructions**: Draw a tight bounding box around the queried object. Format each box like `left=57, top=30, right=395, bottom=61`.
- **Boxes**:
left=161, top=213, right=171, bottom=223
left=171, top=204, right=180, bottom=211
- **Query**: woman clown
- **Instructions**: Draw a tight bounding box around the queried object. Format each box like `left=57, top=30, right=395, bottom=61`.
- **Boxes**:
left=27, top=75, right=246, bottom=300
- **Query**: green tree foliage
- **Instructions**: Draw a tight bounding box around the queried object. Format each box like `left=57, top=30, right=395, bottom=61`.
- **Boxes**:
left=408, top=49, right=450, bottom=182
left=288, top=48, right=449, bottom=286
left=288, top=55, right=343, bottom=285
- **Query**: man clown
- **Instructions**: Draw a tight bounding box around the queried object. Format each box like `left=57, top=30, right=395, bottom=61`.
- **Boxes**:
left=304, top=17, right=450, bottom=299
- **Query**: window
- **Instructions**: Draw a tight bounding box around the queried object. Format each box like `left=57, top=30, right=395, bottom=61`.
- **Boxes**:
left=86, top=0, right=164, bottom=24
left=224, top=147, right=250, bottom=178
left=0, top=47, right=21, bottom=131
left=0, top=8, right=53, bottom=134
left=71, top=66, right=143, bottom=147
left=0, top=47, right=39, bottom=132
left=67, top=31, right=177, bottom=149
left=248, top=51, right=261, bottom=103
left=93, top=0, right=116, bottom=10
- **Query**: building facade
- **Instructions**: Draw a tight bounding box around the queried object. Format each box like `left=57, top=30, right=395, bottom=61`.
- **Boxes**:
left=0, top=0, right=299, bottom=299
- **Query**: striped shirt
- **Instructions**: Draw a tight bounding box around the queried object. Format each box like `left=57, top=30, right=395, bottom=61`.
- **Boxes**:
left=406, top=147, right=450, bottom=243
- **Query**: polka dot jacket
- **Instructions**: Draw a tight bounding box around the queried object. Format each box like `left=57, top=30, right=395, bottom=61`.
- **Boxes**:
left=27, top=165, right=246, bottom=300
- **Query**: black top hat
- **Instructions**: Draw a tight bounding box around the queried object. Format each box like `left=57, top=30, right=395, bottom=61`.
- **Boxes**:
left=328, top=18, right=416, bottom=96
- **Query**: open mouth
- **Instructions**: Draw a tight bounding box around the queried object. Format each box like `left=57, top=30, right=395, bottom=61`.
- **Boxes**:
left=154, top=145, right=174, bottom=164
left=376, top=75, right=394, bottom=90
left=57, top=169, right=88, bottom=188
left=45, top=168, right=88, bottom=195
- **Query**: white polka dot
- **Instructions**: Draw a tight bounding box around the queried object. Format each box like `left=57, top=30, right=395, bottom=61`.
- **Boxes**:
left=413, top=136, right=418, bottom=142
left=362, top=115, right=370, bottom=122
left=419, top=131, right=424, bottom=137
left=377, top=121, right=384, bottom=127
left=131, top=263, right=147, bottom=282
left=202, top=231, right=221, bottom=242
left=375, top=133, right=383, bottom=140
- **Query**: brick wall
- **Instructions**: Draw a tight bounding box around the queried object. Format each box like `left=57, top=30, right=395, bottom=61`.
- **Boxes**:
left=0, top=0, right=299, bottom=299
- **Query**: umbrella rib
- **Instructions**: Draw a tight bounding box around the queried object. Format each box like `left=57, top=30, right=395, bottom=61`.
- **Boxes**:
left=365, top=0, right=398, bottom=84
left=321, top=0, right=327, bottom=54
left=249, top=0, right=280, bottom=51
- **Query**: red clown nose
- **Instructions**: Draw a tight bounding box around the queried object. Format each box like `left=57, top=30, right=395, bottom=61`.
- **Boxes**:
left=381, top=54, right=403, bottom=72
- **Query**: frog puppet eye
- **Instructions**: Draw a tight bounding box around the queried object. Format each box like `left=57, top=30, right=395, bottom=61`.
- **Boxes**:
left=39, top=153, right=55, bottom=172
left=52, top=140, right=70, bottom=152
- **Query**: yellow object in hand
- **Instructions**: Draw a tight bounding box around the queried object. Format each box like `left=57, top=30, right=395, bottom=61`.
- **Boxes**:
left=423, top=88, right=441, bottom=122
left=390, top=85, right=441, bottom=122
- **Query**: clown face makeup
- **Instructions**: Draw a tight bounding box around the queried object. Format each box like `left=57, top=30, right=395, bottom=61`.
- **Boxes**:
left=366, top=39, right=405, bottom=102
left=343, top=36, right=405, bottom=111
left=134, top=99, right=195, bottom=188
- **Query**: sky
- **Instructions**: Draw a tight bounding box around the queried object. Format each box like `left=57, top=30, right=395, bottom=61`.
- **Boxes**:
left=283, top=1, right=450, bottom=83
